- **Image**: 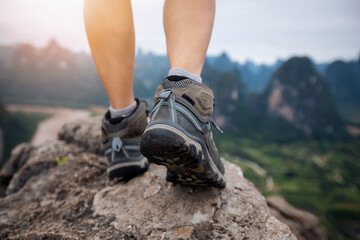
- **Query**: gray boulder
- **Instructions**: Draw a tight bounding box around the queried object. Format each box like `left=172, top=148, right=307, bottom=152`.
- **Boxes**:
left=0, top=118, right=296, bottom=240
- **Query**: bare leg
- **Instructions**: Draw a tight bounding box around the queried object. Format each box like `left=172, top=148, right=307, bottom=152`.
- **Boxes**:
left=84, top=0, right=135, bottom=109
left=163, top=0, right=216, bottom=76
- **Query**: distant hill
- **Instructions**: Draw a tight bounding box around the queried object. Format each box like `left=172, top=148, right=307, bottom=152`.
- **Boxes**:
left=206, top=52, right=237, bottom=72
left=206, top=53, right=331, bottom=94
left=260, top=57, right=344, bottom=137
left=202, top=63, right=246, bottom=128
left=0, top=96, right=3, bottom=121
left=0, top=40, right=354, bottom=139
left=206, top=53, right=278, bottom=93
left=0, top=40, right=108, bottom=107
left=0, top=40, right=335, bottom=106
left=0, top=46, right=13, bottom=69
left=133, top=50, right=169, bottom=102
left=0, top=42, right=244, bottom=107
left=240, top=60, right=283, bottom=93
left=0, top=96, right=3, bottom=164
left=325, top=57, right=360, bottom=123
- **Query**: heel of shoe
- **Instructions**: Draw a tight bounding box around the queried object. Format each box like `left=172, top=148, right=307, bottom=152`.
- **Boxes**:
left=140, top=124, right=202, bottom=168
left=140, top=123, right=226, bottom=188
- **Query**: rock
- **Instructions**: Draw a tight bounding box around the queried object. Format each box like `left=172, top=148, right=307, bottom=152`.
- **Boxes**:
left=0, top=117, right=297, bottom=239
left=1, top=143, right=34, bottom=177
left=5, top=140, right=83, bottom=195
left=0, top=143, right=34, bottom=197
left=58, top=116, right=103, bottom=155
left=267, top=196, right=324, bottom=240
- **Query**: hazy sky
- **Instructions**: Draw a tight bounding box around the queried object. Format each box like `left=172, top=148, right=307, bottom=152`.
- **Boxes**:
left=0, top=0, right=359, bottom=64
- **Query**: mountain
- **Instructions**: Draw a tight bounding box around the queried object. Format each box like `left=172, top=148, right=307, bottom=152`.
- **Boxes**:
left=240, top=60, right=283, bottom=93
left=0, top=46, right=13, bottom=68
left=206, top=53, right=331, bottom=95
left=0, top=40, right=108, bottom=107
left=133, top=50, right=169, bottom=102
left=0, top=42, right=246, bottom=108
left=314, top=62, right=329, bottom=76
left=0, top=40, right=337, bottom=108
left=260, top=57, right=344, bottom=137
left=206, top=53, right=278, bottom=93
left=202, top=64, right=246, bottom=128
left=324, top=57, right=360, bottom=122
left=0, top=41, right=352, bottom=139
left=206, top=52, right=232, bottom=70
left=0, top=96, right=3, bottom=123
left=0, top=96, right=3, bottom=165
left=206, top=52, right=236, bottom=72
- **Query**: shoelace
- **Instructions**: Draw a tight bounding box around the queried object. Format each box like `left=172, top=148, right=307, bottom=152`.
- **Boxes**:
left=211, top=119, right=224, bottom=134
left=152, top=89, right=224, bottom=134
left=111, top=137, right=129, bottom=161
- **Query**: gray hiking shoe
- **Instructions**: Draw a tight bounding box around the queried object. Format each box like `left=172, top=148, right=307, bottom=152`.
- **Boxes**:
left=140, top=76, right=226, bottom=188
left=102, top=99, right=149, bottom=179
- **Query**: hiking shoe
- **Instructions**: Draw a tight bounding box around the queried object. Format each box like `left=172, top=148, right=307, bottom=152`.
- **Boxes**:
left=102, top=99, right=149, bottom=179
left=140, top=76, right=226, bottom=188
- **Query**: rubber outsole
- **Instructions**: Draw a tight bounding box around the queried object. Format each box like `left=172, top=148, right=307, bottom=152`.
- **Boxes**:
left=108, top=157, right=149, bottom=180
left=140, top=123, right=226, bottom=188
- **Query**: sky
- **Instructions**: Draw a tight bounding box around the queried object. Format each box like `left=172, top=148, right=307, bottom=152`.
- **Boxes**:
left=0, top=0, right=359, bottom=64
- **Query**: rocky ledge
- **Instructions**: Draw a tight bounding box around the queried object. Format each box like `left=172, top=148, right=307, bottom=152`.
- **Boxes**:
left=0, top=117, right=296, bottom=239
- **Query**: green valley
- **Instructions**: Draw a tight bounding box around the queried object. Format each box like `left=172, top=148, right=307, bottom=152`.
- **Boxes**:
left=216, top=135, right=360, bottom=239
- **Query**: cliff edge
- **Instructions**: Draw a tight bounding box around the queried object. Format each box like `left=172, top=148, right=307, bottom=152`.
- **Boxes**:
left=0, top=117, right=296, bottom=240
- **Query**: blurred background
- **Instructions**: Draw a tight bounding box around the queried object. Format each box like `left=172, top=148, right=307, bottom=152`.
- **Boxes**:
left=0, top=0, right=359, bottom=239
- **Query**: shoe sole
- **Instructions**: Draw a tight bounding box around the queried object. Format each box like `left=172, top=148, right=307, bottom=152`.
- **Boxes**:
left=140, top=122, right=226, bottom=188
left=108, top=156, right=149, bottom=180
